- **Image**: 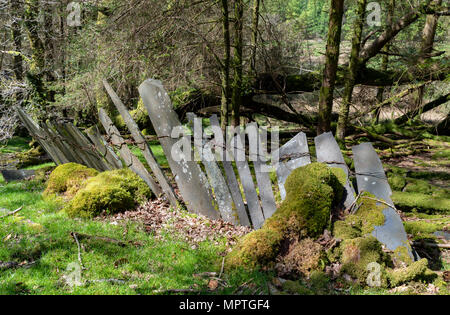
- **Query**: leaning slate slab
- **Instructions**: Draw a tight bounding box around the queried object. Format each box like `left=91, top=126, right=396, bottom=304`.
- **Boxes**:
left=352, top=143, right=414, bottom=261
left=138, top=79, right=219, bottom=219
left=0, top=170, right=35, bottom=183
left=272, top=132, right=311, bottom=200
left=315, top=132, right=355, bottom=208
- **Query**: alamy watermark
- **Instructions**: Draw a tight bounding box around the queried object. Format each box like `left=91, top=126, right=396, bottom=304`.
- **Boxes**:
left=67, top=2, right=81, bottom=27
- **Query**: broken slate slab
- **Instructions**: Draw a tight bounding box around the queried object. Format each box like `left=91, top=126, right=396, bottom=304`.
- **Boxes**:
left=272, top=132, right=311, bottom=200
left=315, top=132, right=356, bottom=208
left=0, top=170, right=35, bottom=183
left=352, top=142, right=415, bottom=261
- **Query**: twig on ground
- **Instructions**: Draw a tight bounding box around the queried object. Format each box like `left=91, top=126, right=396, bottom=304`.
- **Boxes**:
left=0, top=206, right=23, bottom=219
left=219, top=257, right=225, bottom=279
left=74, top=232, right=142, bottom=247
left=70, top=232, right=86, bottom=270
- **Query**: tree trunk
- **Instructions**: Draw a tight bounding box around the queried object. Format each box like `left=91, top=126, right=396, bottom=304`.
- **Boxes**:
left=220, top=0, right=231, bottom=130
left=374, top=0, right=395, bottom=124
left=335, top=0, right=367, bottom=143
left=231, top=0, right=244, bottom=127
left=416, top=0, right=442, bottom=112
left=10, top=0, right=23, bottom=81
left=317, top=0, right=344, bottom=135
left=250, top=0, right=260, bottom=75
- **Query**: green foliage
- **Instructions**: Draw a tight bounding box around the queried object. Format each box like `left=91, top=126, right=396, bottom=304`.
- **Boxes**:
left=64, top=169, right=152, bottom=218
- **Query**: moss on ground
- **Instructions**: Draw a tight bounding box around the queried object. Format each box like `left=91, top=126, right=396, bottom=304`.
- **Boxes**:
left=64, top=168, right=152, bottom=218
left=386, top=259, right=429, bottom=287
left=339, top=236, right=388, bottom=286
left=43, top=163, right=99, bottom=199
left=225, top=163, right=345, bottom=270
left=392, top=192, right=450, bottom=214
left=403, top=219, right=449, bottom=240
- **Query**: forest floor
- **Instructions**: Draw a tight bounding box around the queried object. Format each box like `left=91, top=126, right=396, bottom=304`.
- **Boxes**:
left=0, top=136, right=448, bottom=295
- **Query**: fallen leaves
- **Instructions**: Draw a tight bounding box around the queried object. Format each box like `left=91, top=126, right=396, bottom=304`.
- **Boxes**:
left=103, top=198, right=252, bottom=249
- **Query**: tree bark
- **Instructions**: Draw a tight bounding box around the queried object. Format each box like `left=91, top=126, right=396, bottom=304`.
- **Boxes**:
left=335, top=0, right=367, bottom=143
left=317, top=0, right=344, bottom=135
left=231, top=0, right=244, bottom=127
left=10, top=0, right=23, bottom=81
left=416, top=0, right=442, bottom=111
left=220, top=0, right=231, bottom=130
left=374, top=0, right=395, bottom=123
left=250, top=0, right=260, bottom=75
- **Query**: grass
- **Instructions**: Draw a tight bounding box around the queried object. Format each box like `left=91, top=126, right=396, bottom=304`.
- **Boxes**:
left=0, top=137, right=31, bottom=154
left=0, top=172, right=271, bottom=295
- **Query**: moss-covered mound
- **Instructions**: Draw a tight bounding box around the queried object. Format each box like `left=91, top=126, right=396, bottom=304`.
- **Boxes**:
left=64, top=168, right=152, bottom=218
left=44, top=163, right=99, bottom=198
left=225, top=163, right=345, bottom=270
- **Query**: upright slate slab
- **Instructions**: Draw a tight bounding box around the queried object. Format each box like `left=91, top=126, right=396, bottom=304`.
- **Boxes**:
left=315, top=132, right=356, bottom=208
left=209, top=115, right=250, bottom=227
left=353, top=143, right=414, bottom=260
left=202, top=141, right=239, bottom=225
left=248, top=123, right=277, bottom=220
left=273, top=132, right=311, bottom=200
left=138, top=79, right=219, bottom=219
left=232, top=131, right=265, bottom=229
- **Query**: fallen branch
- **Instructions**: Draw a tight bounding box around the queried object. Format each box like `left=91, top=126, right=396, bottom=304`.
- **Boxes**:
left=73, top=232, right=142, bottom=247
left=0, top=206, right=23, bottom=219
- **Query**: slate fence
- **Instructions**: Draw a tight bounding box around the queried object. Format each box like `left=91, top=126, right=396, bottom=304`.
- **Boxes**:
left=15, top=79, right=415, bottom=261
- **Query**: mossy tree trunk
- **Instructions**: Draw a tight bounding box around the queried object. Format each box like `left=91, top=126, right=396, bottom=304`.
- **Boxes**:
left=24, top=0, right=50, bottom=117
left=10, top=0, right=24, bottom=82
left=231, top=0, right=244, bottom=127
left=317, top=0, right=344, bottom=135
left=335, top=0, right=367, bottom=144
left=220, top=0, right=231, bottom=130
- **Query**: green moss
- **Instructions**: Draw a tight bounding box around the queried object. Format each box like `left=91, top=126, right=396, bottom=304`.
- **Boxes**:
left=226, top=163, right=344, bottom=270
left=388, top=174, right=406, bottom=191
left=16, top=147, right=46, bottom=168
left=387, top=258, right=429, bottom=287
left=340, top=236, right=388, bottom=285
left=282, top=280, right=313, bottom=295
left=404, top=220, right=448, bottom=240
left=333, top=192, right=385, bottom=239
left=403, top=179, right=433, bottom=194
left=392, top=192, right=450, bottom=214
left=44, top=163, right=99, bottom=198
left=333, top=215, right=361, bottom=239
left=64, top=169, right=153, bottom=218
